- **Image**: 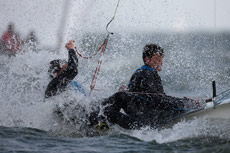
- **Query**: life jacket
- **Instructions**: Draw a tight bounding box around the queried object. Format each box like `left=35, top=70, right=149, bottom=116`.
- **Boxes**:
left=70, top=81, right=87, bottom=96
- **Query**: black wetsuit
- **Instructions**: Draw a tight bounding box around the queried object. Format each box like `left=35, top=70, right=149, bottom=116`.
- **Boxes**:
left=89, top=65, right=187, bottom=129
left=45, top=49, right=78, bottom=98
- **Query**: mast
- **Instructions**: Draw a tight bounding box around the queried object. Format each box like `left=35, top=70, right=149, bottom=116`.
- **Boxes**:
left=57, top=0, right=71, bottom=52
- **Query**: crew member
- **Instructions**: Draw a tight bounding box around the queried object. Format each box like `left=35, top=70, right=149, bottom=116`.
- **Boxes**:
left=89, top=44, right=191, bottom=129
left=45, top=40, right=78, bottom=98
left=1, top=23, right=22, bottom=55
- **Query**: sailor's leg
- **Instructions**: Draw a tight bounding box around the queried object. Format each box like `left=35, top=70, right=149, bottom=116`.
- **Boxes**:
left=104, top=110, right=144, bottom=129
left=88, top=106, right=100, bottom=126
left=88, top=92, right=139, bottom=128
left=87, top=92, right=127, bottom=127
left=101, top=91, right=130, bottom=112
left=152, top=95, right=187, bottom=124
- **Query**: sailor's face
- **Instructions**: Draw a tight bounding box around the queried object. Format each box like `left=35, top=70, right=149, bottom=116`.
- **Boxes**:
left=146, top=53, right=164, bottom=71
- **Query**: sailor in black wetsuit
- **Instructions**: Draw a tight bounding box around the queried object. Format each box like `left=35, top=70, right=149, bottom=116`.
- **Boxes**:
left=89, top=44, right=190, bottom=129
left=45, top=40, right=78, bottom=98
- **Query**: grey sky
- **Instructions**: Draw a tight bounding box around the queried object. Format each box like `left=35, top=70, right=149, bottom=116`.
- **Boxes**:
left=1, top=0, right=230, bottom=47
left=75, top=0, right=230, bottom=32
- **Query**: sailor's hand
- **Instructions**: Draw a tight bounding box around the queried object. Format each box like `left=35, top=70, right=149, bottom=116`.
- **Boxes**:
left=65, top=40, right=76, bottom=50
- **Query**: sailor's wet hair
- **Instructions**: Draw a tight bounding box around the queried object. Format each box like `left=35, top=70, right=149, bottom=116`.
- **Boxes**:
left=48, top=59, right=67, bottom=78
left=143, top=44, right=164, bottom=63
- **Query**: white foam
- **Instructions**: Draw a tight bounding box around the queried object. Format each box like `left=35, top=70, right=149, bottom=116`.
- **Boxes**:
left=128, top=117, right=230, bottom=143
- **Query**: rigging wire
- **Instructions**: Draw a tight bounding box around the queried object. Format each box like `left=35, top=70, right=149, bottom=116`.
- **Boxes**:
left=89, top=0, right=121, bottom=95
left=75, top=0, right=121, bottom=59
left=106, top=0, right=121, bottom=34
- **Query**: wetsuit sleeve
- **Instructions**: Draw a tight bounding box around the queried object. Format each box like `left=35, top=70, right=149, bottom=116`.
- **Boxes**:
left=45, top=49, right=78, bottom=98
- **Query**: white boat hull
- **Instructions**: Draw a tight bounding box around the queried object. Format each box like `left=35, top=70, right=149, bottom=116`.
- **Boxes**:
left=184, top=99, right=230, bottom=120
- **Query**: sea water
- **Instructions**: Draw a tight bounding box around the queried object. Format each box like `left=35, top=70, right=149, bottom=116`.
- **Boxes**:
left=0, top=32, right=230, bottom=152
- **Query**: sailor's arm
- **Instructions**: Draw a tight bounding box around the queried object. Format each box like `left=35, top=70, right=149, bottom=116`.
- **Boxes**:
left=44, top=40, right=78, bottom=98
left=65, top=40, right=78, bottom=75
